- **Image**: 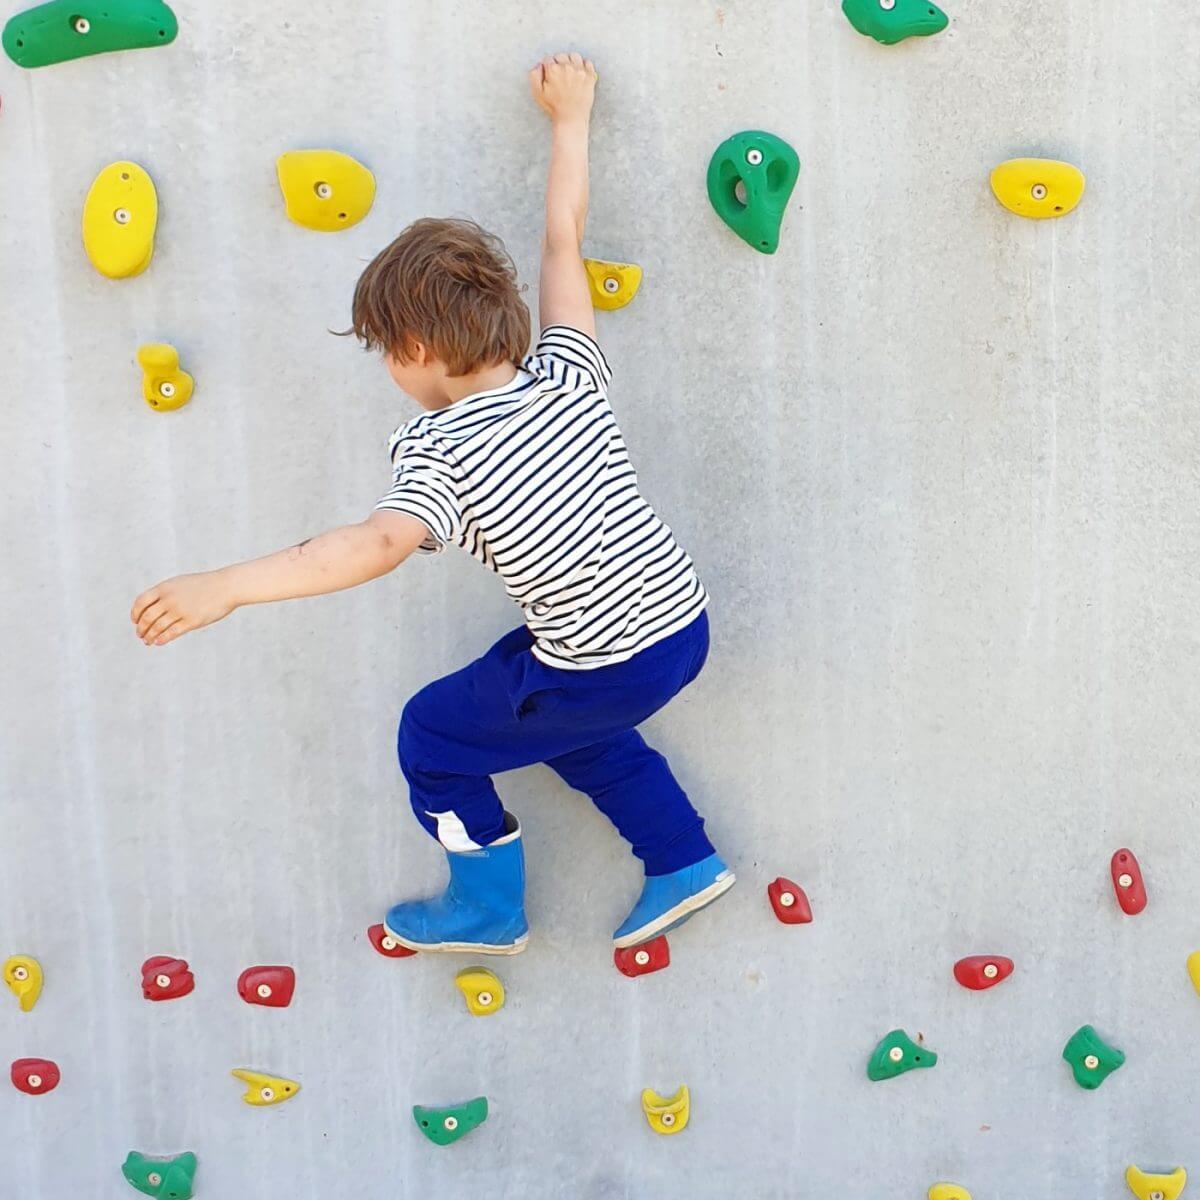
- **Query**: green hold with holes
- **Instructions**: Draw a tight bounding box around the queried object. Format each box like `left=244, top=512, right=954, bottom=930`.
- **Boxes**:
left=706, top=130, right=800, bottom=255
left=867, top=1029, right=938, bottom=1081
left=841, top=0, right=949, bottom=45
left=413, top=1096, right=489, bottom=1146
left=2, top=0, right=177, bottom=68
left=121, top=1151, right=197, bottom=1200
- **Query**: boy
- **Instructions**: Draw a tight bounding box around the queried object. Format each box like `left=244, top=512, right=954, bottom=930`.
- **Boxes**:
left=131, top=53, right=734, bottom=954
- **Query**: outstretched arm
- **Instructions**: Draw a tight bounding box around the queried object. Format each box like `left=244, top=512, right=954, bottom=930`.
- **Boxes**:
left=131, top=509, right=429, bottom=646
left=528, top=51, right=598, bottom=337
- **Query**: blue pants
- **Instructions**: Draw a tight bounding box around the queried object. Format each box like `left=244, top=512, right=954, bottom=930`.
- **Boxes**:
left=397, top=612, right=715, bottom=877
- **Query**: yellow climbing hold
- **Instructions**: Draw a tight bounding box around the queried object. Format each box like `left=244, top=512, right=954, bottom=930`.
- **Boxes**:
left=1126, top=1166, right=1188, bottom=1200
left=136, top=344, right=193, bottom=412
left=584, top=259, right=643, bottom=311
left=641, top=1085, right=689, bottom=1135
left=1187, top=950, right=1200, bottom=996
left=929, top=1186, right=973, bottom=1200
left=454, top=967, right=505, bottom=1017
left=3, top=955, right=43, bottom=1012
left=990, top=158, right=1085, bottom=220
left=276, top=150, right=376, bottom=232
left=82, top=161, right=157, bottom=278
left=231, top=1068, right=301, bottom=1107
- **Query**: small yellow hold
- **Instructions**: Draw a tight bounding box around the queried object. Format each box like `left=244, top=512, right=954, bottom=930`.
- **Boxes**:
left=990, top=158, right=1086, bottom=220
left=641, top=1084, right=689, bottom=1136
left=3, top=956, right=43, bottom=1012
left=82, top=161, right=157, bottom=278
left=454, top=967, right=505, bottom=1017
left=136, top=344, right=194, bottom=412
left=929, top=1185, right=973, bottom=1200
left=584, top=258, right=643, bottom=311
left=1187, top=950, right=1200, bottom=996
left=1127, top=1165, right=1188, bottom=1200
left=231, top=1068, right=301, bottom=1107
left=276, top=150, right=376, bottom=232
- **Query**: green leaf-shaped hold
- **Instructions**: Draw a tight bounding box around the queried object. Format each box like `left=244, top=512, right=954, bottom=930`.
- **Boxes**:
left=3, top=0, right=178, bottom=69
left=121, top=1151, right=197, bottom=1200
left=842, top=0, right=948, bottom=45
left=706, top=131, right=800, bottom=255
left=1062, top=1024, right=1125, bottom=1090
left=867, top=1029, right=938, bottom=1081
left=413, top=1096, right=488, bottom=1146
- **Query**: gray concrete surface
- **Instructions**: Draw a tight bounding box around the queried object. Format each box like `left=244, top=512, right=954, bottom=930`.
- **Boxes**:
left=2, top=1, right=1199, bottom=1196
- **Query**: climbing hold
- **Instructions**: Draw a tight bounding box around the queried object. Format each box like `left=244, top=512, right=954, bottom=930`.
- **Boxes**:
left=841, top=0, right=948, bottom=44
left=706, top=131, right=800, bottom=255
left=237, top=965, right=295, bottom=1009
left=3, top=0, right=177, bottom=69
left=641, top=1085, right=690, bottom=1135
left=583, top=259, right=642, bottom=311
left=82, top=161, right=157, bottom=279
left=614, top=935, right=670, bottom=978
left=767, top=877, right=812, bottom=924
left=368, top=922, right=417, bottom=958
left=1062, top=1024, right=1125, bottom=1090
left=413, top=1097, right=488, bottom=1146
left=990, top=158, right=1086, bottom=219
left=3, top=955, right=43, bottom=1011
left=454, top=966, right=505, bottom=1016
left=1187, top=950, right=1200, bottom=996
left=1111, top=848, right=1147, bottom=915
left=1126, top=1165, right=1187, bottom=1200
left=276, top=150, right=375, bottom=232
left=867, top=1029, right=937, bottom=1081
left=231, top=1068, right=300, bottom=1107
left=929, top=1186, right=972, bottom=1200
left=140, top=956, right=194, bottom=1002
left=136, top=344, right=193, bottom=412
left=11, top=1058, right=60, bottom=1095
left=953, top=955, right=1014, bottom=991
left=122, top=1151, right=197, bottom=1200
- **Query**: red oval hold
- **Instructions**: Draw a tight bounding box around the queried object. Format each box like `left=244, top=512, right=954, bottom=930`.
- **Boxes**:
left=614, top=935, right=670, bottom=978
left=141, top=956, right=195, bottom=1001
left=1111, top=849, right=1147, bottom=915
left=953, top=955, right=1015, bottom=990
left=768, top=877, right=812, bottom=925
left=11, top=1058, right=60, bottom=1095
left=237, top=965, right=295, bottom=1008
left=368, top=924, right=417, bottom=959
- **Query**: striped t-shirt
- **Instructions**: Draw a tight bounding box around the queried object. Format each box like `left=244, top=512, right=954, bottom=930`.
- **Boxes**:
left=375, top=325, right=708, bottom=669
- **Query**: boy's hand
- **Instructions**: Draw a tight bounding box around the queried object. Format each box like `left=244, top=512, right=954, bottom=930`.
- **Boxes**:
left=131, top=570, right=237, bottom=646
left=529, top=52, right=597, bottom=125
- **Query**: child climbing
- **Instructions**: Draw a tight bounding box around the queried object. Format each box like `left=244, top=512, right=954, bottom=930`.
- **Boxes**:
left=129, top=51, right=734, bottom=954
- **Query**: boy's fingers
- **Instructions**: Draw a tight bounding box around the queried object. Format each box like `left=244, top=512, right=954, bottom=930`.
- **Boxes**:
left=137, top=599, right=171, bottom=638
left=568, top=51, right=584, bottom=67
left=131, top=588, right=158, bottom=623
left=585, top=58, right=597, bottom=76
left=153, top=618, right=187, bottom=647
left=141, top=608, right=177, bottom=644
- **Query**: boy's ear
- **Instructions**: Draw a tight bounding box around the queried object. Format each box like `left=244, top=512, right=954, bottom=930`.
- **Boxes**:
left=406, top=337, right=430, bottom=366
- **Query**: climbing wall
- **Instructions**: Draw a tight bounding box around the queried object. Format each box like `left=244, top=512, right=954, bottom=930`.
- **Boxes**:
left=2, top=1, right=1200, bottom=1196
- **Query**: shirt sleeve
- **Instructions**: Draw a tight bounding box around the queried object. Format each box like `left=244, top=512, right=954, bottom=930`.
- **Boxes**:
left=523, top=324, right=613, bottom=396
left=375, top=432, right=464, bottom=554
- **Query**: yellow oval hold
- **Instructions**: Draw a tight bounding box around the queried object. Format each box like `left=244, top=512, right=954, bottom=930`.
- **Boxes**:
left=137, top=344, right=193, bottom=412
left=1188, top=949, right=1200, bottom=996
left=276, top=150, right=376, bottom=232
left=454, top=966, right=505, bottom=1017
left=584, top=258, right=643, bottom=311
left=929, top=1185, right=973, bottom=1200
left=641, top=1084, right=689, bottom=1136
left=82, top=161, right=157, bottom=278
left=990, top=158, right=1085, bottom=219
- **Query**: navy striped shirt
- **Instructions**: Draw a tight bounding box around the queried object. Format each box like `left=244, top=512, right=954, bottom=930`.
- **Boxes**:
left=376, top=325, right=708, bottom=669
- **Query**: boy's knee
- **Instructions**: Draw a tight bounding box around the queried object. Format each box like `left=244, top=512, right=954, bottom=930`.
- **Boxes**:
left=396, top=694, right=428, bottom=774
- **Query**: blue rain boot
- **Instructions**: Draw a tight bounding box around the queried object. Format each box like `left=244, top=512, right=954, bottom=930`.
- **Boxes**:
left=613, top=853, right=736, bottom=949
left=384, top=815, right=529, bottom=955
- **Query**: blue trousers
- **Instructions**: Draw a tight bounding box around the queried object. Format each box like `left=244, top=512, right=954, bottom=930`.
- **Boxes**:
left=397, top=612, right=715, bottom=876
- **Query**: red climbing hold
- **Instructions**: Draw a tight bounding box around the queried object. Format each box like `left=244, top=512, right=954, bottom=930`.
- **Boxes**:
left=953, top=955, right=1015, bottom=990
left=614, top=935, right=670, bottom=978
left=237, top=965, right=295, bottom=1008
left=11, top=1058, right=60, bottom=1095
left=141, top=956, right=195, bottom=1001
left=368, top=923, right=416, bottom=959
left=1110, top=848, right=1147, bottom=915
left=767, top=877, right=812, bottom=924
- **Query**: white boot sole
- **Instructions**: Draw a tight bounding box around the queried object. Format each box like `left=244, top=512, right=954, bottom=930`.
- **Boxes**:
left=381, top=922, right=530, bottom=956
left=613, top=870, right=736, bottom=950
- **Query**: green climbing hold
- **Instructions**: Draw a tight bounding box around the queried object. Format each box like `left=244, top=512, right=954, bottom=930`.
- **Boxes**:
left=121, top=1151, right=197, bottom=1200
left=3, top=0, right=178, bottom=69
left=1062, top=1025, right=1125, bottom=1090
left=413, top=1096, right=489, bottom=1146
left=841, top=0, right=949, bottom=45
left=867, top=1029, right=938, bottom=1081
left=706, top=131, right=800, bottom=255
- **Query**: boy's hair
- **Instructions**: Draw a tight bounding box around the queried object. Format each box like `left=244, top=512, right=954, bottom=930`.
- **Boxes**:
left=349, top=218, right=530, bottom=376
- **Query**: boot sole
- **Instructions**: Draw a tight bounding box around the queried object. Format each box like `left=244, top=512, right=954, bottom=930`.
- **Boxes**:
left=613, top=870, right=737, bottom=950
left=381, top=921, right=529, bottom=956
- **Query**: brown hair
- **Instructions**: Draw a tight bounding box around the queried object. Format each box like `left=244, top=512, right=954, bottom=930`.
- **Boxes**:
left=347, top=218, right=530, bottom=376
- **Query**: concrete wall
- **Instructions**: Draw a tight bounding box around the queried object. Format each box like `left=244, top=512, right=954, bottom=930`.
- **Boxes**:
left=2, top=1, right=1199, bottom=1196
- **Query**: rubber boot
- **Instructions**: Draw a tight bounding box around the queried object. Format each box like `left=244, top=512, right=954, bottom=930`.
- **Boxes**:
left=613, top=853, right=735, bottom=949
left=383, top=814, right=529, bottom=955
